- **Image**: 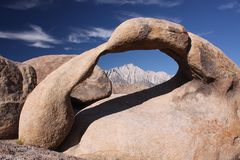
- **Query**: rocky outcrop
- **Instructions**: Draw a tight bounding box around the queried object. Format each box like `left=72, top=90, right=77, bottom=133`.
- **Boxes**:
left=24, top=55, right=112, bottom=103
left=64, top=80, right=240, bottom=160
left=0, top=56, right=37, bottom=139
left=19, top=17, right=240, bottom=160
left=19, top=44, right=107, bottom=149
left=0, top=141, right=84, bottom=160
left=24, top=55, right=75, bottom=83
left=110, top=83, right=149, bottom=94
left=106, top=64, right=171, bottom=93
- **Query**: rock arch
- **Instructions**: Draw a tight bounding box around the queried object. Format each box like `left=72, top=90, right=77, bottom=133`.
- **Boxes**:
left=19, top=18, right=240, bottom=152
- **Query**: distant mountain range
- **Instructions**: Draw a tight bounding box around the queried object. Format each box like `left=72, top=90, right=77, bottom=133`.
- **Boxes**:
left=105, top=64, right=172, bottom=94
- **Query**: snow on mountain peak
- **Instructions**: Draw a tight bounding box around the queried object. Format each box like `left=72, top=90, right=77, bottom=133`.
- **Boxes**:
left=105, top=64, right=172, bottom=87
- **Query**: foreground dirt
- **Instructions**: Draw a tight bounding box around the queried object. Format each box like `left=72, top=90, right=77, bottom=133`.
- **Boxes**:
left=0, top=140, right=84, bottom=160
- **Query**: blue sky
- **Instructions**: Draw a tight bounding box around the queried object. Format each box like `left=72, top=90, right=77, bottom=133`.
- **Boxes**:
left=0, top=0, right=239, bottom=75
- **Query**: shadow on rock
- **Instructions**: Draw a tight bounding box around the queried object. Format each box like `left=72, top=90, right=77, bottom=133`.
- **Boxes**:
left=58, top=74, right=187, bottom=151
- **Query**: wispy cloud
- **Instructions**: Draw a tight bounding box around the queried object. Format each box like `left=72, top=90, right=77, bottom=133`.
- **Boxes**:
left=29, top=42, right=54, bottom=48
left=64, top=47, right=82, bottom=51
left=0, top=25, right=60, bottom=48
left=117, top=11, right=182, bottom=23
left=76, top=0, right=183, bottom=7
left=117, top=11, right=143, bottom=21
left=75, top=0, right=87, bottom=2
left=68, top=27, right=113, bottom=44
left=4, top=0, right=53, bottom=10
left=218, top=1, right=240, bottom=12
left=64, top=47, right=73, bottom=51
left=156, top=16, right=182, bottom=23
left=197, top=31, right=214, bottom=37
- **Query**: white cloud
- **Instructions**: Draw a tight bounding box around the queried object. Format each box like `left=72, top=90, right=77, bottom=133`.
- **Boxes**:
left=64, top=47, right=73, bottom=51
left=157, top=16, right=182, bottom=23
left=68, top=27, right=113, bottom=44
left=0, top=25, right=60, bottom=48
left=117, top=11, right=182, bottom=23
left=75, top=0, right=87, bottom=2
left=76, top=0, right=183, bottom=7
left=68, top=33, right=88, bottom=43
left=29, top=42, right=54, bottom=48
left=87, top=28, right=112, bottom=38
left=197, top=31, right=214, bottom=37
left=4, top=0, right=53, bottom=10
left=64, top=47, right=83, bottom=51
left=218, top=1, right=240, bottom=11
left=117, top=11, right=143, bottom=21
left=96, top=0, right=182, bottom=7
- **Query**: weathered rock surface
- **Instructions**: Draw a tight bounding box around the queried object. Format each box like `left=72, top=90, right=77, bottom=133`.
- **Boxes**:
left=0, top=140, right=84, bottom=160
left=19, top=44, right=107, bottom=149
left=111, top=83, right=149, bottom=94
left=24, top=55, right=112, bottom=103
left=0, top=56, right=36, bottom=139
left=19, top=17, right=240, bottom=160
left=63, top=80, right=240, bottom=160
left=24, top=55, right=75, bottom=83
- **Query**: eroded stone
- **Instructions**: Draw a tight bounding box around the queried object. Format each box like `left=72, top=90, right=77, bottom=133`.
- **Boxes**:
left=0, top=56, right=36, bottom=139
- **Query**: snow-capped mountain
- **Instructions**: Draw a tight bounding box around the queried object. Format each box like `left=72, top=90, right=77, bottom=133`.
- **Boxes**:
left=105, top=64, right=172, bottom=93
